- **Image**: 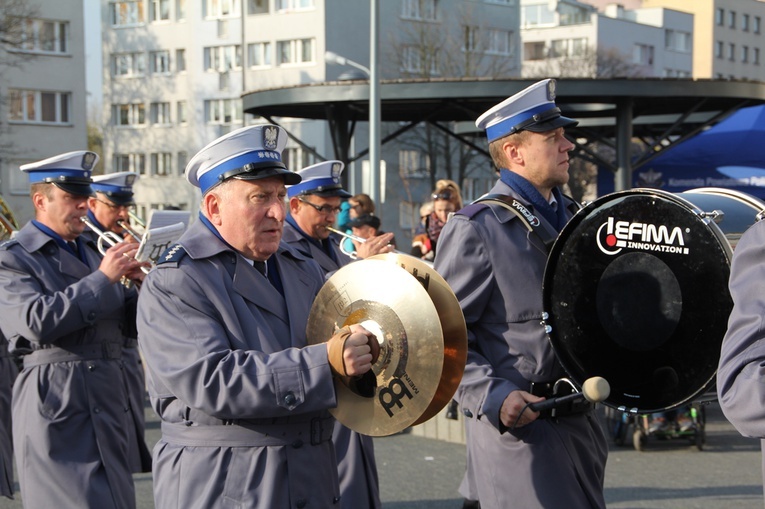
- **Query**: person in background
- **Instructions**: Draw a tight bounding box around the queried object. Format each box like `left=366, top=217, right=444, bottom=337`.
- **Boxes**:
left=343, top=193, right=376, bottom=255
left=434, top=79, right=607, bottom=509
left=718, top=217, right=765, bottom=499
left=82, top=171, right=153, bottom=474
left=0, top=151, right=145, bottom=508
left=412, top=180, right=463, bottom=261
left=283, top=160, right=393, bottom=509
left=348, top=213, right=396, bottom=250
left=136, top=125, right=379, bottom=509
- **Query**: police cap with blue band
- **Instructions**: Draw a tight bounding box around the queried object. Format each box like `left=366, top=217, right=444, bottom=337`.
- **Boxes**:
left=186, top=124, right=300, bottom=194
left=287, top=160, right=351, bottom=199
left=21, top=150, right=97, bottom=197
left=476, top=79, right=578, bottom=143
left=92, top=171, right=138, bottom=206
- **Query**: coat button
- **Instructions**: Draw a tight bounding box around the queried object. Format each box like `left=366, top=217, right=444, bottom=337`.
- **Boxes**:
left=292, top=439, right=303, bottom=449
left=87, top=364, right=95, bottom=371
left=283, top=392, right=296, bottom=406
left=296, top=499, right=306, bottom=508
left=93, top=407, right=100, bottom=413
left=87, top=311, right=96, bottom=321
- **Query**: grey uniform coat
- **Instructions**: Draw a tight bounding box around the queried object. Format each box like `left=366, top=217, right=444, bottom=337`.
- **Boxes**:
left=80, top=226, right=152, bottom=473
left=282, top=220, right=381, bottom=509
left=0, top=222, right=136, bottom=509
left=434, top=180, right=608, bottom=509
left=0, top=331, right=17, bottom=499
left=718, top=219, right=765, bottom=491
left=137, top=219, right=344, bottom=509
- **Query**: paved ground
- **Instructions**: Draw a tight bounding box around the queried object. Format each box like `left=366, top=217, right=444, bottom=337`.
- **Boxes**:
left=1, top=402, right=762, bottom=508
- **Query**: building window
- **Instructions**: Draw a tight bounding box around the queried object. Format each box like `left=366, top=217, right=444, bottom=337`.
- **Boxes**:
left=150, top=0, right=171, bottom=22
left=398, top=150, right=430, bottom=179
left=715, top=40, right=723, bottom=59
left=114, top=153, right=146, bottom=174
left=112, top=52, right=146, bottom=77
left=521, top=2, right=556, bottom=28
left=177, top=0, right=187, bottom=20
left=275, top=0, right=314, bottom=10
left=110, top=1, right=145, bottom=26
left=150, top=50, right=171, bottom=74
left=633, top=43, right=654, bottom=66
left=665, top=29, right=691, bottom=53
left=487, top=29, right=513, bottom=56
left=743, top=14, right=750, bottom=31
left=8, top=89, right=71, bottom=124
left=755, top=48, right=760, bottom=65
left=113, top=103, right=146, bottom=126
left=248, top=0, right=269, bottom=13
left=550, top=38, right=587, bottom=58
left=150, top=102, right=171, bottom=125
left=755, top=16, right=761, bottom=34
left=175, top=49, right=186, bottom=72
left=742, top=46, right=749, bottom=63
left=205, top=0, right=240, bottom=18
left=205, top=99, right=242, bottom=124
left=523, top=41, right=546, bottom=61
left=177, top=101, right=187, bottom=124
left=463, top=26, right=479, bottom=52
left=728, top=43, right=736, bottom=61
left=16, top=19, right=69, bottom=54
left=282, top=147, right=316, bottom=170
left=248, top=42, right=272, bottom=67
left=276, top=38, right=315, bottom=65
left=204, top=45, right=243, bottom=71
left=401, top=0, right=437, bottom=21
left=715, top=8, right=724, bottom=26
left=401, top=45, right=439, bottom=74
left=151, top=153, right=173, bottom=176
left=728, top=10, right=736, bottom=29
left=177, top=151, right=188, bottom=176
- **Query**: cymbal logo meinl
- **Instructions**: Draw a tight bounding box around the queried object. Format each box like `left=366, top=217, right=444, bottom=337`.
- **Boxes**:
left=596, top=216, right=689, bottom=256
left=379, top=377, right=413, bottom=418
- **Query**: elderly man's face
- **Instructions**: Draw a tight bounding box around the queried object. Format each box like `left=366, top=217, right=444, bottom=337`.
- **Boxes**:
left=289, top=195, right=342, bottom=240
left=206, top=177, right=287, bottom=261
left=34, top=185, right=89, bottom=241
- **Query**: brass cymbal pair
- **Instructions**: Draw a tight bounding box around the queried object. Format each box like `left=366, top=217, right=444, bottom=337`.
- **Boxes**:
left=306, top=253, right=467, bottom=437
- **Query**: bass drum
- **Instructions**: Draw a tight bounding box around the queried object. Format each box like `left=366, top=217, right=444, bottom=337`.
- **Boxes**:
left=543, top=187, right=765, bottom=414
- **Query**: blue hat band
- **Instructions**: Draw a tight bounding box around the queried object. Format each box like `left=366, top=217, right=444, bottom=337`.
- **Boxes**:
left=29, top=169, right=92, bottom=184
left=198, top=150, right=283, bottom=194
left=485, top=104, right=559, bottom=142
left=288, top=177, right=342, bottom=198
left=93, top=184, right=132, bottom=194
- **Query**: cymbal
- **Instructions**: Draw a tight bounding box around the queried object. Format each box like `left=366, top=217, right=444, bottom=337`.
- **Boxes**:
left=368, top=253, right=467, bottom=425
left=307, top=259, right=443, bottom=436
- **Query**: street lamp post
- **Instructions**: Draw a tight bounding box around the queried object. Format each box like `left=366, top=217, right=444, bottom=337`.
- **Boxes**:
left=324, top=0, right=381, bottom=208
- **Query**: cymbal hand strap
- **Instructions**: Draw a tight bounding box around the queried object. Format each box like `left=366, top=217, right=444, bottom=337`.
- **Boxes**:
left=327, top=326, right=352, bottom=377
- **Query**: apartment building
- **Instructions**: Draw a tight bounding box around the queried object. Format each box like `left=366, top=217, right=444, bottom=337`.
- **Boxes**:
left=0, top=0, right=89, bottom=224
left=641, top=0, right=765, bottom=80
left=101, top=0, right=517, bottom=240
left=521, top=0, right=693, bottom=78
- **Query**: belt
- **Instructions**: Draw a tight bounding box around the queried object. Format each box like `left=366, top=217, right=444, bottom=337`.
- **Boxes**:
left=23, top=342, right=123, bottom=368
left=161, top=415, right=335, bottom=447
left=528, top=380, right=592, bottom=420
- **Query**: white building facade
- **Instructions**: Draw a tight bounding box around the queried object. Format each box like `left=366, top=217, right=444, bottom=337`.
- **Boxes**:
left=0, top=0, right=89, bottom=224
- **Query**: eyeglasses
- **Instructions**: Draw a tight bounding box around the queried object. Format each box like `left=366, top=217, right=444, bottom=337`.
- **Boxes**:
left=432, top=191, right=453, bottom=200
left=298, top=197, right=342, bottom=215
left=96, top=198, right=134, bottom=212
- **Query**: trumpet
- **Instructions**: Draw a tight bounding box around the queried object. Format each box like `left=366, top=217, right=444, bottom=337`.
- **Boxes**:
left=80, top=216, right=150, bottom=276
left=117, top=219, right=143, bottom=243
left=129, top=210, right=145, bottom=228
left=326, top=226, right=433, bottom=265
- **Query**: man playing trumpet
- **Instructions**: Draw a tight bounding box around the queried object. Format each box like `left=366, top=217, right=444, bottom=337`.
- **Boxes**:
left=0, top=151, right=145, bottom=508
left=82, top=171, right=153, bottom=474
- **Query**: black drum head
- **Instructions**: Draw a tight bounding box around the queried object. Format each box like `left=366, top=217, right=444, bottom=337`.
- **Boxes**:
left=543, top=189, right=733, bottom=413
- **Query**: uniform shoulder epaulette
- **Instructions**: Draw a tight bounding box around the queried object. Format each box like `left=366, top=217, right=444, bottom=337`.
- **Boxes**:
left=156, top=243, right=187, bottom=266
left=455, top=202, right=489, bottom=219
left=0, top=239, right=19, bottom=251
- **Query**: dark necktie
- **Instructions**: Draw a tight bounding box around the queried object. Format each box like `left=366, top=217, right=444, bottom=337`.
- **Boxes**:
left=67, top=241, right=78, bottom=256
left=253, top=260, right=267, bottom=278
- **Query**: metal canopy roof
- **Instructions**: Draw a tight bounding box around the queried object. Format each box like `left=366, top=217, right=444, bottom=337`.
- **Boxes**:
left=242, top=78, right=765, bottom=190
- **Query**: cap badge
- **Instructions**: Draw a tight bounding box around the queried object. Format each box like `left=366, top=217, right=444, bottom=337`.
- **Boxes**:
left=263, top=126, right=278, bottom=150
left=81, top=152, right=97, bottom=171
left=546, top=80, right=556, bottom=101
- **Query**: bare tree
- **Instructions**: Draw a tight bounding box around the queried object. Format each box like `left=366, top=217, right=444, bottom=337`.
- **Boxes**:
left=524, top=44, right=646, bottom=79
left=0, top=0, right=41, bottom=72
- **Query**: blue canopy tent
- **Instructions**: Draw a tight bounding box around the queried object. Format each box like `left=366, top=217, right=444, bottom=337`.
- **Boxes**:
left=598, top=105, right=765, bottom=199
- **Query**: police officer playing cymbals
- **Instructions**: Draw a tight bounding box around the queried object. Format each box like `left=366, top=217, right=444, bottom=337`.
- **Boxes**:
left=0, top=151, right=146, bottom=508
left=136, top=125, right=379, bottom=509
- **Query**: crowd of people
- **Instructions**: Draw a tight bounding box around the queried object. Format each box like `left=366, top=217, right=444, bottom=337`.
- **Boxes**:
left=1, top=77, right=765, bottom=509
